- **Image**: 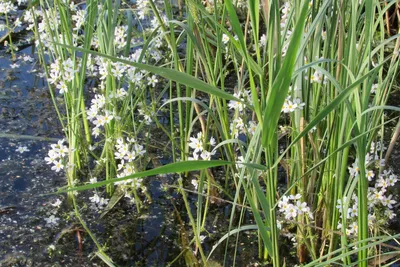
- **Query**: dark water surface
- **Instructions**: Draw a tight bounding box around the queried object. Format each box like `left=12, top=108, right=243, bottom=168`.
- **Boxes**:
left=0, top=44, right=261, bottom=266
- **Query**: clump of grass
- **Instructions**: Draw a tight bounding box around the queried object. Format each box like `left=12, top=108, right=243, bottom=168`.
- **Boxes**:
left=19, top=0, right=400, bottom=265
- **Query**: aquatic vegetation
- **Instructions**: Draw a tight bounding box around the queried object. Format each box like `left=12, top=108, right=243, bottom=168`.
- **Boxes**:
left=1, top=0, right=400, bottom=265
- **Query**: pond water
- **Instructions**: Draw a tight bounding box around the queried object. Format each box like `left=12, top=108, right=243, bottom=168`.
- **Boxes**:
left=0, top=44, right=262, bottom=266
left=2, top=5, right=399, bottom=267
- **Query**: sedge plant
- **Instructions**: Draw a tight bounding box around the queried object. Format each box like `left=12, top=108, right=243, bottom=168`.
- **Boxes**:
left=24, top=0, right=400, bottom=265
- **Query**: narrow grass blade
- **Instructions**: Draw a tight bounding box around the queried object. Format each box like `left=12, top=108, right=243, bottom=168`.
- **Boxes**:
left=52, top=43, right=241, bottom=102
left=262, top=0, right=310, bottom=147
left=55, top=160, right=231, bottom=193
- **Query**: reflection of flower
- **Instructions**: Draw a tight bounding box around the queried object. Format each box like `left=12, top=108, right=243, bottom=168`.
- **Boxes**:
left=89, top=193, right=109, bottom=210
left=45, top=215, right=59, bottom=226
left=16, top=146, right=29, bottom=153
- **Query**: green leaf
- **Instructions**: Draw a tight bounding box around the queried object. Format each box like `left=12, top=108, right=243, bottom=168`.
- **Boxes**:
left=53, top=43, right=240, bottom=102
left=95, top=251, right=116, bottom=267
left=262, top=1, right=310, bottom=147
left=55, top=160, right=231, bottom=193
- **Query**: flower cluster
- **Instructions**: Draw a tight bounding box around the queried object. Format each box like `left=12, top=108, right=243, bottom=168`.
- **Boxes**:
left=136, top=0, right=151, bottom=19
left=227, top=88, right=257, bottom=138
left=367, top=168, right=397, bottom=217
left=336, top=195, right=361, bottom=236
left=112, top=137, right=147, bottom=197
left=281, top=96, right=305, bottom=113
left=188, top=132, right=217, bottom=160
left=0, top=0, right=17, bottom=15
left=115, top=26, right=128, bottom=50
left=280, top=2, right=293, bottom=56
left=44, top=139, right=69, bottom=172
left=228, top=90, right=250, bottom=113
left=114, top=137, right=145, bottom=168
left=278, top=194, right=313, bottom=220
left=86, top=90, right=126, bottom=138
left=71, top=9, right=85, bottom=31
left=338, top=141, right=398, bottom=235
left=259, top=34, right=267, bottom=48
left=348, top=141, right=387, bottom=179
left=310, top=70, right=328, bottom=84
left=47, top=58, right=79, bottom=94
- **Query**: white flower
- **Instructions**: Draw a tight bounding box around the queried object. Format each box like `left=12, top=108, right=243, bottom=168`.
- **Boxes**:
left=368, top=214, right=376, bottom=226
left=199, top=235, right=206, bottom=243
left=210, top=137, right=216, bottom=146
left=57, top=145, right=68, bottom=157
left=116, top=88, right=127, bottom=99
left=200, top=150, right=212, bottom=160
left=385, top=209, right=396, bottom=220
left=93, top=115, right=106, bottom=127
left=346, top=228, right=353, bottom=236
left=376, top=177, right=389, bottom=189
left=248, top=121, right=257, bottom=135
left=372, top=189, right=384, bottom=201
left=349, top=222, right=358, bottom=234
left=191, top=179, right=198, bottom=190
left=51, top=199, right=62, bottom=208
left=259, top=34, right=267, bottom=47
left=10, top=63, right=20, bottom=69
left=371, top=83, right=378, bottom=94
left=284, top=204, right=297, bottom=219
left=92, top=127, right=101, bottom=138
left=188, top=132, right=203, bottom=153
left=349, top=204, right=358, bottom=217
left=367, top=170, right=375, bottom=181
left=45, top=150, right=58, bottom=164
left=348, top=161, right=360, bottom=177
left=103, top=111, right=114, bottom=124
left=278, top=196, right=290, bottom=212
left=189, top=151, right=199, bottom=160
left=89, top=193, right=100, bottom=204
left=124, top=151, right=136, bottom=162
left=222, top=34, right=229, bottom=44
left=382, top=194, right=396, bottom=209
left=134, top=144, right=146, bottom=156
left=289, top=194, right=302, bottom=200
left=388, top=174, right=398, bottom=186
left=147, top=75, right=158, bottom=87
left=57, top=81, right=68, bottom=94
left=16, top=146, right=29, bottom=153
left=296, top=201, right=310, bottom=214
left=51, top=160, right=64, bottom=172
left=228, top=98, right=245, bottom=112
left=311, top=70, right=325, bottom=84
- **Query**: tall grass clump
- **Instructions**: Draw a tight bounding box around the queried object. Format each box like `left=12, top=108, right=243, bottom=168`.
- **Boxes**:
left=24, top=0, right=400, bottom=265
